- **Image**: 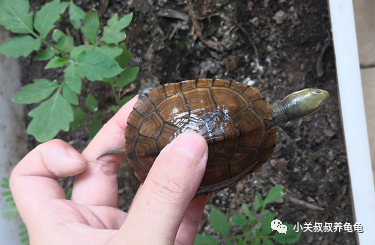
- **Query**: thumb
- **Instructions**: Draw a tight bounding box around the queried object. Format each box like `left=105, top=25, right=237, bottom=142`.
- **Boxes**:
left=112, top=132, right=208, bottom=244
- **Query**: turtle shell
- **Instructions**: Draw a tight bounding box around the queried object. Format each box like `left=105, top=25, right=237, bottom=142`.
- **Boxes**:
left=125, top=79, right=277, bottom=195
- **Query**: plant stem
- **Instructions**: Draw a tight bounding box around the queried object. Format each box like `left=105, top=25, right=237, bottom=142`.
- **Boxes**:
left=31, top=32, right=71, bottom=59
left=111, top=84, right=121, bottom=104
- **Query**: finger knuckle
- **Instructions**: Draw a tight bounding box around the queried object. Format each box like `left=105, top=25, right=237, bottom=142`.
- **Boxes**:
left=149, top=173, right=186, bottom=203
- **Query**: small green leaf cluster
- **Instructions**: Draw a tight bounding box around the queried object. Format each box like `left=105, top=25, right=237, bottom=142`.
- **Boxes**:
left=0, top=0, right=139, bottom=142
left=194, top=186, right=302, bottom=245
left=1, top=177, right=29, bottom=244
left=1, top=177, right=73, bottom=244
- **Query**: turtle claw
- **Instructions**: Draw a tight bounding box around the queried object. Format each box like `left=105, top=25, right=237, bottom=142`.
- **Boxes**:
left=97, top=149, right=126, bottom=159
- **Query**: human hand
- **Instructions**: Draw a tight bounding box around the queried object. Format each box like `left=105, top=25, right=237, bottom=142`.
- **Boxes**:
left=10, top=97, right=209, bottom=245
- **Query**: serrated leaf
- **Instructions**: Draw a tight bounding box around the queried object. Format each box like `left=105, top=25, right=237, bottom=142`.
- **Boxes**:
left=35, top=49, right=55, bottom=61
left=27, top=93, right=74, bottom=142
left=75, top=50, right=123, bottom=81
left=194, top=234, right=219, bottom=245
left=64, top=65, right=82, bottom=93
left=57, top=35, right=74, bottom=52
left=119, top=95, right=133, bottom=107
left=230, top=214, right=248, bottom=226
left=82, top=9, right=99, bottom=44
left=63, top=84, right=78, bottom=105
left=209, top=208, right=230, bottom=236
left=242, top=204, right=253, bottom=218
left=272, top=223, right=301, bottom=244
left=261, top=213, right=277, bottom=235
left=34, top=0, right=69, bottom=38
left=86, top=94, right=98, bottom=112
left=115, top=67, right=139, bottom=88
left=0, top=0, right=33, bottom=34
left=253, top=200, right=261, bottom=213
left=95, top=44, right=123, bottom=59
left=70, top=107, right=88, bottom=130
left=1, top=201, right=19, bottom=220
left=263, top=238, right=275, bottom=245
left=89, top=116, right=102, bottom=139
left=115, top=43, right=131, bottom=68
left=69, top=2, right=85, bottom=29
left=45, top=56, right=68, bottom=69
left=70, top=45, right=94, bottom=60
left=264, top=186, right=285, bottom=205
left=52, top=29, right=65, bottom=42
left=102, top=13, right=133, bottom=44
left=0, top=36, right=41, bottom=58
left=253, top=237, right=260, bottom=245
left=13, top=79, right=58, bottom=104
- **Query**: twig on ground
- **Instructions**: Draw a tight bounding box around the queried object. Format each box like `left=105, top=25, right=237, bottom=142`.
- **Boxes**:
left=231, top=18, right=259, bottom=61
left=186, top=5, right=221, bottom=51
left=316, top=39, right=331, bottom=77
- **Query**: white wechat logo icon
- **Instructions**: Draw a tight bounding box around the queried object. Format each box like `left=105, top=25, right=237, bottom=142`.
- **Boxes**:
left=271, top=219, right=287, bottom=234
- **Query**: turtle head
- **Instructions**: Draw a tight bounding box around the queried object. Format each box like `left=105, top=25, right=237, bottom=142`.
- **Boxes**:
left=271, top=88, right=329, bottom=126
left=290, top=88, right=329, bottom=116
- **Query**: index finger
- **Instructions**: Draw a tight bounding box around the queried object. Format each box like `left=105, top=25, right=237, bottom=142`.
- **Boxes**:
left=72, top=96, right=138, bottom=207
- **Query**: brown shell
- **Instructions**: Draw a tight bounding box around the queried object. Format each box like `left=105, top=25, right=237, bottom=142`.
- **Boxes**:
left=125, top=79, right=277, bottom=195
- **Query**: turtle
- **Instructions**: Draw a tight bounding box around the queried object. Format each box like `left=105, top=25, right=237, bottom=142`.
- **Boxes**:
left=101, top=78, right=329, bottom=196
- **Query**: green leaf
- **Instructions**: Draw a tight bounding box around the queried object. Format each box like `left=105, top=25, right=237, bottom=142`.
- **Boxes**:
left=115, top=43, right=131, bottom=69
left=82, top=9, right=99, bottom=44
left=70, top=107, right=88, bottom=130
left=102, top=13, right=133, bottom=44
left=89, top=116, right=102, bottom=139
left=253, top=237, right=261, bottom=245
left=0, top=0, right=33, bottom=34
left=1, top=201, right=19, bottom=220
left=57, top=35, right=74, bottom=52
left=45, top=56, right=68, bottom=69
left=75, top=50, right=123, bottom=81
left=194, top=234, right=219, bottom=245
left=52, top=29, right=65, bottom=42
left=70, top=45, right=94, bottom=60
left=21, top=236, right=29, bottom=243
left=64, top=188, right=72, bottom=200
left=264, top=186, right=285, bottom=205
left=95, top=44, right=123, bottom=59
left=64, top=65, right=82, bottom=93
left=272, top=223, right=302, bottom=244
left=13, top=79, right=58, bottom=104
left=119, top=95, right=133, bottom=107
left=230, top=214, right=248, bottom=226
left=69, top=2, right=85, bottom=29
left=34, top=0, right=69, bottom=38
left=0, top=35, right=41, bottom=58
left=253, top=200, right=261, bottom=213
left=209, top=208, right=230, bottom=236
left=63, top=84, right=78, bottom=105
left=27, top=93, right=74, bottom=142
left=263, top=238, right=275, bottom=245
left=86, top=94, right=98, bottom=112
left=261, top=213, right=277, bottom=235
left=115, top=67, right=139, bottom=88
left=35, top=49, right=55, bottom=61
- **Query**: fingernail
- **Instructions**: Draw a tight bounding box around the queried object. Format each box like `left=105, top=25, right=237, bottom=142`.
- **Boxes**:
left=169, top=132, right=207, bottom=162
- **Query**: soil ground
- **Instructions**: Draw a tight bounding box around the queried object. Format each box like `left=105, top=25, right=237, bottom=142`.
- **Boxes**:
left=18, top=0, right=356, bottom=244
